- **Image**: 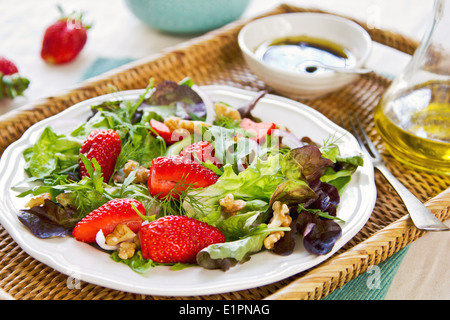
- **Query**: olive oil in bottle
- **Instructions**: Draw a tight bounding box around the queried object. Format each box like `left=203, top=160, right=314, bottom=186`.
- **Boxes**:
left=375, top=0, right=450, bottom=175
left=374, top=81, right=450, bottom=174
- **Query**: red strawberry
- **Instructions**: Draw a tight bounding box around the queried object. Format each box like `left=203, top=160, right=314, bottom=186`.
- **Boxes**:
left=0, top=56, right=19, bottom=75
left=150, top=119, right=172, bottom=141
left=239, top=118, right=276, bottom=143
left=179, top=141, right=222, bottom=167
left=41, top=6, right=91, bottom=64
left=72, top=198, right=145, bottom=243
left=149, top=119, right=173, bottom=144
left=140, top=215, right=225, bottom=263
left=149, top=119, right=188, bottom=144
left=79, top=129, right=121, bottom=183
left=148, top=156, right=218, bottom=199
left=0, top=56, right=30, bottom=100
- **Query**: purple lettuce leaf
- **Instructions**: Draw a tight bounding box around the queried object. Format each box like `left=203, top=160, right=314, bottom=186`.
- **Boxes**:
left=271, top=180, right=342, bottom=256
left=304, top=179, right=340, bottom=216
left=288, top=145, right=334, bottom=182
left=144, top=80, right=206, bottom=120
left=17, top=199, right=79, bottom=239
left=297, top=210, right=342, bottom=255
left=271, top=207, right=300, bottom=256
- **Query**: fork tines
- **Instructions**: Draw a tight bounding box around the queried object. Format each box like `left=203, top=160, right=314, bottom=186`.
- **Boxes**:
left=332, top=114, right=377, bottom=159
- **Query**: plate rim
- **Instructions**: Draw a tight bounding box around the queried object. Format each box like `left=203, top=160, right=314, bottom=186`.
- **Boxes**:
left=0, top=85, right=376, bottom=296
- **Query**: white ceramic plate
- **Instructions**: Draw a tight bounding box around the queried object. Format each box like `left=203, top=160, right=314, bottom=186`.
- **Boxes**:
left=0, top=86, right=376, bottom=296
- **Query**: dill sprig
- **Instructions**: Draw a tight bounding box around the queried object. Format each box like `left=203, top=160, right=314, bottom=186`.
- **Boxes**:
left=154, top=174, right=209, bottom=218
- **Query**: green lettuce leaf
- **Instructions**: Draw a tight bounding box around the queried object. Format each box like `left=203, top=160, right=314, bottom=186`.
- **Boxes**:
left=23, top=126, right=81, bottom=178
left=319, top=144, right=364, bottom=195
left=196, top=233, right=267, bottom=271
left=184, top=154, right=286, bottom=219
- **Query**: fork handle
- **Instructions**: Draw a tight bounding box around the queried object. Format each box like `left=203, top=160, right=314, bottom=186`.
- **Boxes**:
left=375, top=164, right=449, bottom=231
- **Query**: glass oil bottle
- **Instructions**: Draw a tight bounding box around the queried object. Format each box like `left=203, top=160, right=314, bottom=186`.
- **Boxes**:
left=374, top=0, right=450, bottom=175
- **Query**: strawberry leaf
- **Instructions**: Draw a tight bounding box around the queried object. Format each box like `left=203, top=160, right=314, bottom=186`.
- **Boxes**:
left=0, top=74, right=30, bottom=100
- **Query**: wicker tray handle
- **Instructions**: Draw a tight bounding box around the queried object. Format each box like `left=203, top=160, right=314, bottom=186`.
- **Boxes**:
left=265, top=187, right=450, bottom=300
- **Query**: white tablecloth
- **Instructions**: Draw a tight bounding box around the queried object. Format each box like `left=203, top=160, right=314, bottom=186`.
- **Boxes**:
left=0, top=0, right=448, bottom=300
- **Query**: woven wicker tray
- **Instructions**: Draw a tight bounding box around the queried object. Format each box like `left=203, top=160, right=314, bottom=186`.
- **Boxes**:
left=0, top=4, right=448, bottom=300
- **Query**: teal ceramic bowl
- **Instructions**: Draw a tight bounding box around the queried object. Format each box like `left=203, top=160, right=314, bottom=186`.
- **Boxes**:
left=124, top=0, right=251, bottom=34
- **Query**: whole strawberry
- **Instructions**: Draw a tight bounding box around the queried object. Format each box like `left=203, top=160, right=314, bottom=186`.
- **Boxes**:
left=0, top=56, right=30, bottom=100
left=140, top=215, right=225, bottom=264
left=79, top=129, right=121, bottom=183
left=41, top=6, right=91, bottom=64
left=0, top=56, right=19, bottom=75
left=73, top=198, right=145, bottom=243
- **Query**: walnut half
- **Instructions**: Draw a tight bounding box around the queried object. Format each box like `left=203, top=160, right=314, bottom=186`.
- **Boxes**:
left=219, top=194, right=246, bottom=216
left=105, top=224, right=137, bottom=246
left=214, top=102, right=241, bottom=121
left=164, top=116, right=210, bottom=134
left=118, top=242, right=137, bottom=260
left=25, top=193, right=52, bottom=208
left=263, top=201, right=292, bottom=250
left=105, top=224, right=141, bottom=259
left=123, top=160, right=150, bottom=184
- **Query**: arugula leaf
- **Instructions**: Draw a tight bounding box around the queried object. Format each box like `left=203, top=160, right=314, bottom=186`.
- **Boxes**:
left=297, top=203, right=344, bottom=222
left=217, top=210, right=262, bottom=241
left=79, top=154, right=105, bottom=189
left=192, top=151, right=222, bottom=176
left=115, top=125, right=165, bottom=169
left=199, top=125, right=261, bottom=173
left=110, top=250, right=156, bottom=274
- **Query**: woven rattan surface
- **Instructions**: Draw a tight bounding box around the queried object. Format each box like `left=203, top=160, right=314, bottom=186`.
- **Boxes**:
left=0, top=4, right=449, bottom=300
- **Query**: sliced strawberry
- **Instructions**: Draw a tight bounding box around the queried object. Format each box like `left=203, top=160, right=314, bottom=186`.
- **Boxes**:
left=149, top=119, right=188, bottom=144
left=140, top=215, right=225, bottom=263
left=239, top=118, right=276, bottom=143
left=148, top=156, right=218, bottom=199
left=149, top=119, right=173, bottom=143
left=79, top=129, right=121, bottom=183
left=72, top=198, right=145, bottom=243
left=179, top=141, right=222, bottom=167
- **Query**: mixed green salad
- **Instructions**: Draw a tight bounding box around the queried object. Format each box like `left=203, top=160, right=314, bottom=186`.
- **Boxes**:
left=15, top=78, right=363, bottom=273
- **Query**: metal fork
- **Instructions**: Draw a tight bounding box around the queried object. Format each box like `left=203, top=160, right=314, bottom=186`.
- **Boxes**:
left=344, top=115, right=449, bottom=231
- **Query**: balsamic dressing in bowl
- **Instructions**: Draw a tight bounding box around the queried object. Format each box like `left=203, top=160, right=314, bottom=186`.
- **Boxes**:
left=254, top=36, right=356, bottom=74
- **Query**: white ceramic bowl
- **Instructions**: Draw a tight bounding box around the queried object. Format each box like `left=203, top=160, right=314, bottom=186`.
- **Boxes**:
left=238, top=13, right=372, bottom=99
